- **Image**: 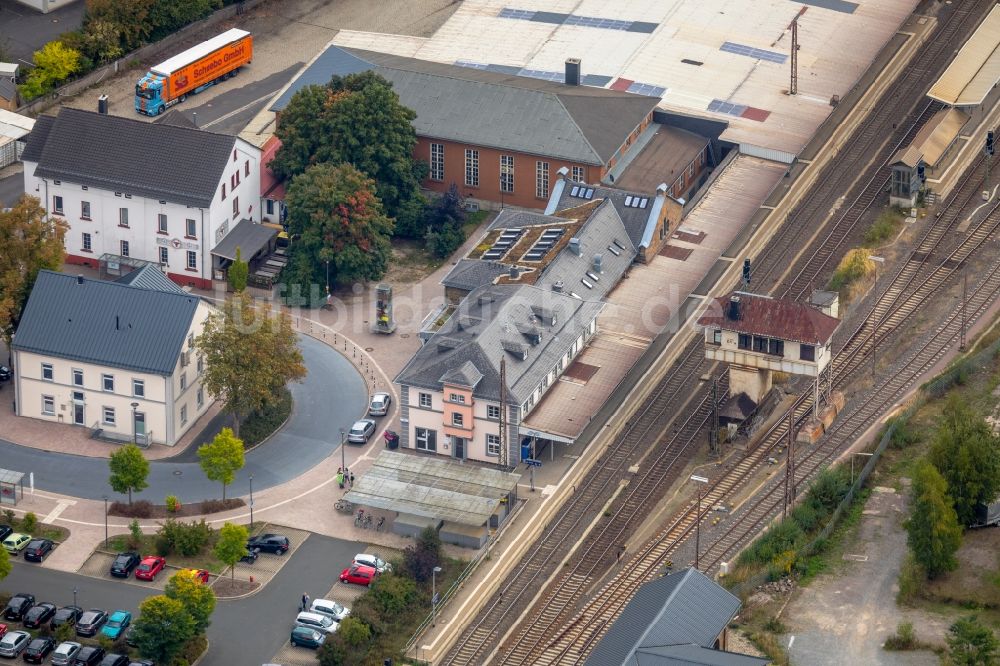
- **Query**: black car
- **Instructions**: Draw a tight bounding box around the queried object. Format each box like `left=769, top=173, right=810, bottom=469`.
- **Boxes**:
left=109, top=552, right=141, bottom=578
left=3, top=593, right=35, bottom=621
left=246, top=534, right=290, bottom=554
left=98, top=655, right=130, bottom=666
left=76, top=609, right=108, bottom=637
left=21, top=636, right=56, bottom=664
left=239, top=547, right=260, bottom=564
left=23, top=539, right=54, bottom=562
left=123, top=626, right=138, bottom=648
left=51, top=604, right=83, bottom=629
left=0, top=365, right=11, bottom=381
left=0, top=524, right=12, bottom=542
left=73, top=646, right=106, bottom=666
left=22, top=601, right=57, bottom=628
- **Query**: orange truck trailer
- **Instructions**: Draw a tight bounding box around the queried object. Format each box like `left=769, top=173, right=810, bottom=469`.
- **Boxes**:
left=135, top=29, right=252, bottom=116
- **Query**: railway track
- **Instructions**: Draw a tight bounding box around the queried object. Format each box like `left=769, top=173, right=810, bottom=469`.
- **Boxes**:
left=437, top=2, right=992, bottom=663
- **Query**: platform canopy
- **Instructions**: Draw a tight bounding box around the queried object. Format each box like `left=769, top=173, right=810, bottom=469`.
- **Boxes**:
left=344, top=450, right=520, bottom=526
left=927, top=4, right=1000, bottom=107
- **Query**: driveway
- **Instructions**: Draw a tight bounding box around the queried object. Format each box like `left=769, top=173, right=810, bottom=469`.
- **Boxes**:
left=0, top=0, right=85, bottom=66
left=0, top=334, right=368, bottom=501
left=0, top=171, right=24, bottom=207
left=0, top=532, right=361, bottom=665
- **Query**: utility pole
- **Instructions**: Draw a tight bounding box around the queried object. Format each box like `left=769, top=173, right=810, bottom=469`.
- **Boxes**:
left=691, top=475, right=708, bottom=570
left=986, top=131, right=995, bottom=196
left=784, top=408, right=794, bottom=515
left=790, top=16, right=799, bottom=95
left=499, top=355, right=508, bottom=471
left=710, top=377, right=719, bottom=456
left=868, top=256, right=884, bottom=378
left=960, top=272, right=967, bottom=351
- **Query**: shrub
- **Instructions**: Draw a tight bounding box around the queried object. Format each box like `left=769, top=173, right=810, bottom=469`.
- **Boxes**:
left=157, top=519, right=213, bottom=557
left=110, top=500, right=153, bottom=518
left=54, top=622, right=74, bottom=643
left=154, top=534, right=171, bottom=557
left=370, top=573, right=418, bottom=616
left=165, top=495, right=180, bottom=513
left=404, top=526, right=443, bottom=582
left=20, top=512, right=37, bottom=533
left=337, top=616, right=372, bottom=647
left=199, top=498, right=243, bottom=514
left=240, top=388, right=292, bottom=448
left=897, top=554, right=925, bottom=605
left=128, top=519, right=143, bottom=550
left=2, top=509, right=13, bottom=524
left=884, top=621, right=916, bottom=650
left=764, top=617, right=787, bottom=634
left=827, top=249, right=871, bottom=294
left=863, top=209, right=903, bottom=247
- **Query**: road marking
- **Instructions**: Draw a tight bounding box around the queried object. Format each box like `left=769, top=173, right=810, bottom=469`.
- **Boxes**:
left=43, top=500, right=73, bottom=524
left=203, top=91, right=281, bottom=128
left=788, top=635, right=795, bottom=649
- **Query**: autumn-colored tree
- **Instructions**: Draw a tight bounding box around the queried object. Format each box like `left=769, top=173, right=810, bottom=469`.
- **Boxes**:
left=197, top=427, right=245, bottom=500
left=194, top=292, right=305, bottom=436
left=18, top=41, right=82, bottom=99
left=905, top=460, right=962, bottom=579
left=0, top=547, right=10, bottom=582
left=164, top=569, right=216, bottom=633
left=283, top=163, right=394, bottom=303
left=0, top=197, right=69, bottom=348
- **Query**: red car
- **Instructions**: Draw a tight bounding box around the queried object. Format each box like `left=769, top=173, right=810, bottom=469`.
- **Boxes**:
left=0, top=622, right=6, bottom=639
left=134, top=556, right=166, bottom=581
left=184, top=568, right=210, bottom=584
left=340, top=564, right=378, bottom=586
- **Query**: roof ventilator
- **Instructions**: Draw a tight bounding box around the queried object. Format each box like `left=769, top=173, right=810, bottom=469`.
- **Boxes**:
left=728, top=295, right=741, bottom=321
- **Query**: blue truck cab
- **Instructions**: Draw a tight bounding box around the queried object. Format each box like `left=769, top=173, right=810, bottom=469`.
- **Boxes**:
left=134, top=73, right=167, bottom=116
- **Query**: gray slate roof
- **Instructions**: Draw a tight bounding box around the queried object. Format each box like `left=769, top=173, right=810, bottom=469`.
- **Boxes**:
left=396, top=284, right=602, bottom=404
left=634, top=644, right=770, bottom=666
left=585, top=568, right=743, bottom=666
left=19, top=114, right=54, bottom=164
left=114, top=264, right=186, bottom=294
left=552, top=180, right=664, bottom=250
left=271, top=46, right=658, bottom=165
left=210, top=218, right=277, bottom=261
left=13, top=270, right=200, bottom=376
left=441, top=259, right=512, bottom=291
left=27, top=108, right=238, bottom=208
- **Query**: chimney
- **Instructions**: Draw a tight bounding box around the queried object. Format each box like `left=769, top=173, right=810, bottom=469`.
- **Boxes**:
left=656, top=182, right=668, bottom=197
left=592, top=254, right=603, bottom=274
left=553, top=280, right=564, bottom=293
left=510, top=266, right=520, bottom=279
left=97, top=94, right=108, bottom=114
left=569, top=238, right=581, bottom=256
left=557, top=166, right=570, bottom=181
left=76, top=274, right=84, bottom=285
left=192, top=112, right=198, bottom=128
left=728, top=295, right=741, bottom=321
left=565, top=58, right=581, bottom=86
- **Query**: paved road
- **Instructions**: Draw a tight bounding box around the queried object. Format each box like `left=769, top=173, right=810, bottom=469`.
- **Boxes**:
left=0, top=532, right=361, bottom=665
left=0, top=334, right=369, bottom=501
left=0, top=172, right=24, bottom=208
left=0, top=0, right=85, bottom=66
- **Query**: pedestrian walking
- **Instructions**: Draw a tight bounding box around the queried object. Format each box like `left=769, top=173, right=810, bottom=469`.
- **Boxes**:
left=301, top=593, right=310, bottom=612
left=349, top=471, right=355, bottom=487
left=336, top=470, right=345, bottom=489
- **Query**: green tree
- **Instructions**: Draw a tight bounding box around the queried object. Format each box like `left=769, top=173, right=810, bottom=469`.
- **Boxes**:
left=132, top=594, right=195, bottom=664
left=337, top=616, right=371, bottom=647
left=108, top=443, right=149, bottom=504
left=194, top=291, right=306, bottom=436
left=18, top=41, right=82, bottom=99
left=164, top=569, right=216, bottom=634
left=0, top=196, right=69, bottom=348
left=272, top=71, right=427, bottom=234
left=213, top=522, right=249, bottom=582
left=423, top=184, right=468, bottom=259
left=227, top=246, right=249, bottom=292
left=84, top=0, right=154, bottom=52
left=404, top=525, right=443, bottom=582
left=928, top=397, right=1000, bottom=526
left=147, top=0, right=221, bottom=40
left=947, top=615, right=999, bottom=665
left=905, top=460, right=962, bottom=579
left=283, top=163, right=394, bottom=299
left=0, top=546, right=11, bottom=582
left=197, top=427, right=245, bottom=500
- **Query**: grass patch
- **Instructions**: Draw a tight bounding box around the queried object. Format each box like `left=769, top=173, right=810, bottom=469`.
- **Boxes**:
left=748, top=630, right=790, bottom=666
left=241, top=387, right=292, bottom=448
left=883, top=621, right=920, bottom=650
left=863, top=208, right=904, bottom=248
left=827, top=248, right=874, bottom=296
left=462, top=209, right=489, bottom=237
left=0, top=510, right=69, bottom=542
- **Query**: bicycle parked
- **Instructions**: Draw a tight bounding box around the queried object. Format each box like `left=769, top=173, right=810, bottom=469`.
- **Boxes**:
left=335, top=498, right=354, bottom=513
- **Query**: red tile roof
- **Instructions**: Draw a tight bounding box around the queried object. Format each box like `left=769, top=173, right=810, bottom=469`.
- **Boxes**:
left=697, top=292, right=839, bottom=345
left=260, top=135, right=286, bottom=202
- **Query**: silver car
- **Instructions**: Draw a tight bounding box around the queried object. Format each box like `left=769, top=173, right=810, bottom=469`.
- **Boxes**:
left=310, top=599, right=350, bottom=622
left=51, top=641, right=82, bottom=666
left=347, top=419, right=376, bottom=444
left=368, top=392, right=392, bottom=416
left=353, top=553, right=391, bottom=573
left=294, top=611, right=338, bottom=634
left=0, top=630, right=30, bottom=657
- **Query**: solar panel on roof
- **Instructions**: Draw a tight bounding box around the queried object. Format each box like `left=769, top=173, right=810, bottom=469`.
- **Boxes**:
left=708, top=99, right=749, bottom=117
left=570, top=185, right=580, bottom=196
left=720, top=41, right=787, bottom=65
left=626, top=81, right=667, bottom=98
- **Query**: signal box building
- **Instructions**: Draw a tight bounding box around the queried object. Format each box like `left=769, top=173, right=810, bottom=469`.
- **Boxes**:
left=697, top=292, right=839, bottom=405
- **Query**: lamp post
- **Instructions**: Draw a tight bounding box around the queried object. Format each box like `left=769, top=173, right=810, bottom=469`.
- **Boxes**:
left=690, top=475, right=708, bottom=570
left=868, top=256, right=885, bottom=378
left=340, top=428, right=347, bottom=476
left=432, top=565, right=442, bottom=627
left=72, top=587, right=78, bottom=609
left=249, top=473, right=254, bottom=528
left=130, top=402, right=139, bottom=445
left=325, top=260, right=330, bottom=295
left=102, top=495, right=109, bottom=548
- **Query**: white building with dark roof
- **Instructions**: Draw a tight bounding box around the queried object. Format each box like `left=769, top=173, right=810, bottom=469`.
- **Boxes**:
left=12, top=268, right=214, bottom=446
left=21, top=108, right=261, bottom=289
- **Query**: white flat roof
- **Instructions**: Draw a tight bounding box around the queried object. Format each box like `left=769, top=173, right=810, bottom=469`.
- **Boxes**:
left=927, top=4, right=1000, bottom=106
left=0, top=108, right=34, bottom=139
left=152, top=28, right=250, bottom=76
left=332, top=0, right=917, bottom=157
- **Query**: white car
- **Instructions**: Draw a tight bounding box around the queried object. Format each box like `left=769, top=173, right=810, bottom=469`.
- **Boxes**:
left=310, top=599, right=350, bottom=622
left=51, top=641, right=82, bottom=666
left=368, top=392, right=392, bottom=416
left=353, top=553, right=392, bottom=573
left=294, top=611, right=338, bottom=634
left=0, top=630, right=30, bottom=657
left=347, top=419, right=376, bottom=444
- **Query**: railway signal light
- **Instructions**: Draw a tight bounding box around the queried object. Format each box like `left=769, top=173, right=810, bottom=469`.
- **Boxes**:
left=987, top=131, right=995, bottom=157
left=917, top=163, right=925, bottom=183
left=742, top=258, right=751, bottom=286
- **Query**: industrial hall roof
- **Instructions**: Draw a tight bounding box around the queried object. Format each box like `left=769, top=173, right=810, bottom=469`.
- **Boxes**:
left=697, top=291, right=839, bottom=345
left=927, top=4, right=1000, bottom=107
left=270, top=45, right=659, bottom=166
left=343, top=450, right=520, bottom=526
left=25, top=108, right=243, bottom=208
left=13, top=270, right=200, bottom=376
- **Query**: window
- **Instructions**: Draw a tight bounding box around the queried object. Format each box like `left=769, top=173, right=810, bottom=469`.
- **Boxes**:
left=232, top=149, right=237, bottom=162
left=430, top=143, right=444, bottom=181
left=119, top=208, right=129, bottom=227
left=120, top=240, right=130, bottom=257
left=535, top=161, right=550, bottom=198
left=180, top=372, right=187, bottom=390
left=81, top=201, right=91, bottom=219
left=487, top=404, right=501, bottom=420
left=752, top=336, right=767, bottom=353
left=42, top=395, right=55, bottom=416
left=231, top=174, right=237, bottom=189
left=266, top=199, right=274, bottom=215
left=451, top=412, right=464, bottom=427
left=800, top=344, right=816, bottom=362
left=687, top=161, right=696, bottom=179
left=103, top=407, right=116, bottom=426
left=464, top=149, right=479, bottom=187
left=102, top=374, right=114, bottom=392
left=571, top=166, right=585, bottom=182
left=188, top=333, right=194, bottom=347
left=738, top=333, right=751, bottom=350
left=41, top=363, right=53, bottom=381
left=186, top=218, right=196, bottom=238
left=245, top=160, right=250, bottom=177
left=52, top=195, right=63, bottom=214
left=133, top=379, right=145, bottom=397
left=180, top=405, right=188, bottom=424
left=232, top=196, right=239, bottom=218
left=767, top=338, right=784, bottom=357
left=197, top=355, right=204, bottom=373
left=73, top=369, right=83, bottom=387
left=82, top=233, right=92, bottom=252
left=418, top=392, right=432, bottom=408
left=125, top=194, right=132, bottom=199
left=158, top=214, right=168, bottom=234
left=487, top=433, right=501, bottom=456
left=500, top=155, right=514, bottom=193
left=197, top=388, right=204, bottom=408
left=449, top=393, right=466, bottom=404
left=712, top=329, right=722, bottom=345
left=415, top=427, right=437, bottom=452
left=82, top=186, right=88, bottom=191
left=187, top=251, right=197, bottom=270
left=159, top=247, right=169, bottom=264
left=221, top=183, right=226, bottom=200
